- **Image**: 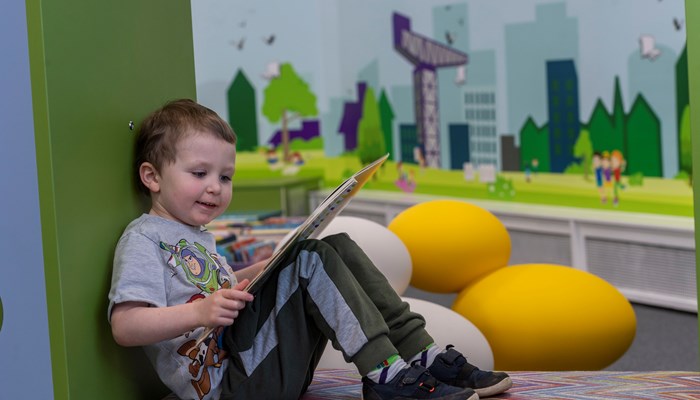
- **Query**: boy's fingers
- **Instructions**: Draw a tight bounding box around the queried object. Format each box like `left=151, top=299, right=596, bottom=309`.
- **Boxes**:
left=233, top=279, right=249, bottom=291
left=220, top=280, right=254, bottom=302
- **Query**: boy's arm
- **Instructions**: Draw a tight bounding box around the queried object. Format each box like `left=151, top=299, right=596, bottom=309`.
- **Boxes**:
left=111, top=300, right=202, bottom=346
left=111, top=279, right=253, bottom=347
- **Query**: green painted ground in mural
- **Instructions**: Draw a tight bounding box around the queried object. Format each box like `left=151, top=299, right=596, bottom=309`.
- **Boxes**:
left=234, top=151, right=694, bottom=218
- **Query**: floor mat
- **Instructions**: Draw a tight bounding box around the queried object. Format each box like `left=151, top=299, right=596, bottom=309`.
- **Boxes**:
left=302, top=369, right=700, bottom=399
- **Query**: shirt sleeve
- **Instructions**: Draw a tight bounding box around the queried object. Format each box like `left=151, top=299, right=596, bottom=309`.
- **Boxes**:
left=107, top=231, right=168, bottom=322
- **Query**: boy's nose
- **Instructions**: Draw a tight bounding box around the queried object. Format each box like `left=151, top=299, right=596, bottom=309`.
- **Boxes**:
left=207, top=180, right=221, bottom=194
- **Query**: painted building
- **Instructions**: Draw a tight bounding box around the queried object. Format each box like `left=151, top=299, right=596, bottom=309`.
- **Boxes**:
left=546, top=59, right=580, bottom=173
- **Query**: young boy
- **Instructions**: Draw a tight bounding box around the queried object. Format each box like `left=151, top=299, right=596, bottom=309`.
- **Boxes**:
left=108, top=99, right=512, bottom=400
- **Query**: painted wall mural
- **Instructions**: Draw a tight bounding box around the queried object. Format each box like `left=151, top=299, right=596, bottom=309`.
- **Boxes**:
left=192, top=0, right=691, bottom=217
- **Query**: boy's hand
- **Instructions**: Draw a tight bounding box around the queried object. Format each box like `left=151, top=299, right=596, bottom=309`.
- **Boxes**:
left=196, top=279, right=254, bottom=328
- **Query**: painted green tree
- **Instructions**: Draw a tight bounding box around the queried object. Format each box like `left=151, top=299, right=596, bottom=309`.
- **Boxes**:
left=612, top=76, right=626, bottom=151
left=626, top=94, right=662, bottom=177
left=357, top=87, right=387, bottom=165
left=676, top=45, right=689, bottom=139
left=227, top=69, right=258, bottom=152
left=588, top=77, right=625, bottom=153
left=676, top=44, right=689, bottom=181
left=519, top=117, right=550, bottom=172
left=262, top=63, right=318, bottom=162
left=588, top=99, right=615, bottom=151
left=679, top=105, right=692, bottom=184
left=378, top=89, right=395, bottom=161
left=572, top=129, right=593, bottom=180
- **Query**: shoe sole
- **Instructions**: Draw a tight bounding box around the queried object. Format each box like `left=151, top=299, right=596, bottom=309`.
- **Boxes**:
left=362, top=395, right=478, bottom=400
left=363, top=390, right=479, bottom=400
left=474, top=376, right=513, bottom=398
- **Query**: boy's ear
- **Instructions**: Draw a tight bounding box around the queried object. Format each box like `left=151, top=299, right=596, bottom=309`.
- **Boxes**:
left=139, top=162, right=161, bottom=193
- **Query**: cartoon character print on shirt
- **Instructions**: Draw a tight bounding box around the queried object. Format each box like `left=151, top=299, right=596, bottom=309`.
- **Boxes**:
left=177, top=294, right=229, bottom=399
left=160, top=239, right=231, bottom=294
left=160, top=239, right=231, bottom=399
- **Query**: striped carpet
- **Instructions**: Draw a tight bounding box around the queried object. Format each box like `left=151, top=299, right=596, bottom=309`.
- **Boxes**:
left=302, top=369, right=700, bottom=399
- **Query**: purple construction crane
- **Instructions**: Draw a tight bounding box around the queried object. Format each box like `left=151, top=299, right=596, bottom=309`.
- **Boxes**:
left=393, top=12, right=468, bottom=168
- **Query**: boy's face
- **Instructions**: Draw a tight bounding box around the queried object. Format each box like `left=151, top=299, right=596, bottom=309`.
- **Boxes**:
left=148, top=131, right=236, bottom=227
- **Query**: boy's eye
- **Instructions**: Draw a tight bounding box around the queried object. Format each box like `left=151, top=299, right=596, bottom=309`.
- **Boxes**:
left=192, top=171, right=206, bottom=178
left=220, top=175, right=232, bottom=183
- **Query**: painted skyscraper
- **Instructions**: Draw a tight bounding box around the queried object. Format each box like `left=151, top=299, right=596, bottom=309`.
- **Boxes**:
left=546, top=59, right=580, bottom=173
left=464, top=50, right=498, bottom=169
left=433, top=3, right=470, bottom=170
left=505, top=3, right=578, bottom=134
left=432, top=3, right=499, bottom=170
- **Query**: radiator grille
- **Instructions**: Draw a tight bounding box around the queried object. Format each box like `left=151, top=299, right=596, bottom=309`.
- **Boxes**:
left=508, top=229, right=572, bottom=266
left=586, top=238, right=697, bottom=299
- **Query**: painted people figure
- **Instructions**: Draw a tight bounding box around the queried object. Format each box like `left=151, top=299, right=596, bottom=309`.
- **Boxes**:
left=601, top=151, right=613, bottom=196
left=592, top=152, right=607, bottom=204
left=610, top=150, right=626, bottom=207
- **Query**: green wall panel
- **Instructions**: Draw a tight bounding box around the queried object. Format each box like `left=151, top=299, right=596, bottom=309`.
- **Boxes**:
left=686, top=0, right=700, bottom=357
left=26, top=0, right=196, bottom=398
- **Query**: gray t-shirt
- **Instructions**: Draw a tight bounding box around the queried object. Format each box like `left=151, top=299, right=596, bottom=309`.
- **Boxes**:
left=108, top=214, right=237, bottom=400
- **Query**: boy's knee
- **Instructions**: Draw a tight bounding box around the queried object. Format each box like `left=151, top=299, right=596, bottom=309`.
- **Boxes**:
left=321, top=232, right=351, bottom=241
left=298, top=237, right=333, bottom=252
left=292, top=238, right=345, bottom=277
left=295, top=239, right=338, bottom=264
left=320, top=232, right=354, bottom=250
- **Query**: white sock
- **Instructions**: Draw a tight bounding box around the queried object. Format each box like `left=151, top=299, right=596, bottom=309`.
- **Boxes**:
left=366, top=355, right=409, bottom=384
left=407, top=343, right=443, bottom=368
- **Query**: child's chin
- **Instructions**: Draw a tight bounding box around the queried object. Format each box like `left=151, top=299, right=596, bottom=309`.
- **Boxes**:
left=186, top=215, right=216, bottom=226
left=201, top=211, right=225, bottom=224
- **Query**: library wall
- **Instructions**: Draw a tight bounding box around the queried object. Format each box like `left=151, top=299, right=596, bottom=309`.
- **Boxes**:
left=192, top=0, right=692, bottom=219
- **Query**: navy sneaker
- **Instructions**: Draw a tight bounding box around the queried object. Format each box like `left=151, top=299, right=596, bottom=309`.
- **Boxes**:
left=428, top=346, right=512, bottom=397
left=362, top=364, right=478, bottom=400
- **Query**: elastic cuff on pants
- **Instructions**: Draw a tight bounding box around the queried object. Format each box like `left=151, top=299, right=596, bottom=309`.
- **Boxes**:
left=394, top=329, right=434, bottom=361
left=351, top=335, right=399, bottom=376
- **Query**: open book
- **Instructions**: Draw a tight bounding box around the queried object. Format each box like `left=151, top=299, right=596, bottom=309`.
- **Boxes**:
left=195, top=153, right=389, bottom=346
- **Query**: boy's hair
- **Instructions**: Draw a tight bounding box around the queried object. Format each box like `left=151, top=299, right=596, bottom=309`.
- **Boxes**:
left=135, top=99, right=237, bottom=195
